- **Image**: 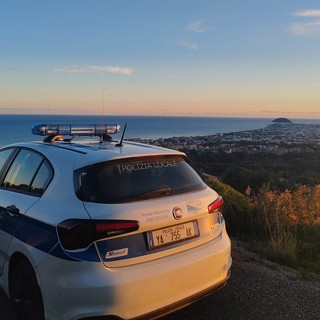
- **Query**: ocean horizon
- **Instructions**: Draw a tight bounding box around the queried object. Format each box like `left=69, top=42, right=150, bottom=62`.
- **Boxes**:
left=1, top=114, right=320, bottom=147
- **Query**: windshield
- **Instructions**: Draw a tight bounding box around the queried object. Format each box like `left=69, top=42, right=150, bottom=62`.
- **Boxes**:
left=74, top=156, right=206, bottom=203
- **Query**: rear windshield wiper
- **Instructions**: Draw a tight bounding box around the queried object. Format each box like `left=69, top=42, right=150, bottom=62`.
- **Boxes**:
left=134, top=187, right=172, bottom=200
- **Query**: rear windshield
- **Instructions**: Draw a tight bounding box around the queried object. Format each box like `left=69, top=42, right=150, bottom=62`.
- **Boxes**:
left=74, top=156, right=206, bottom=203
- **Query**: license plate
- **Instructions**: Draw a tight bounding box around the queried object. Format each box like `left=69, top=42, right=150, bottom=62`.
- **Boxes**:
left=147, top=220, right=199, bottom=250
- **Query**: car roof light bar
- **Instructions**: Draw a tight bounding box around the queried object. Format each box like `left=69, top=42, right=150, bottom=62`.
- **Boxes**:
left=32, top=124, right=121, bottom=137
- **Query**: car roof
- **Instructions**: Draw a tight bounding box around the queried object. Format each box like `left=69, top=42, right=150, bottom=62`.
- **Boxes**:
left=6, top=139, right=186, bottom=169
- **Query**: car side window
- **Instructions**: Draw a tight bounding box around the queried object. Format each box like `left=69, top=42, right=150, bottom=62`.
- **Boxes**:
left=0, top=148, right=15, bottom=176
left=1, top=149, right=53, bottom=196
left=30, top=160, right=52, bottom=195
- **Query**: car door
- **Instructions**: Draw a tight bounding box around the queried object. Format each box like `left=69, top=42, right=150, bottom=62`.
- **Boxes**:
left=0, top=148, right=52, bottom=274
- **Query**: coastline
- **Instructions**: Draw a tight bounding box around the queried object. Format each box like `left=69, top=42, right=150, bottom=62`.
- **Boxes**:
left=1, top=114, right=320, bottom=148
left=133, top=122, right=320, bottom=154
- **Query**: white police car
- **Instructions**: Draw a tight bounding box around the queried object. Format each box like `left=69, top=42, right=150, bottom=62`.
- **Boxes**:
left=0, top=123, right=231, bottom=320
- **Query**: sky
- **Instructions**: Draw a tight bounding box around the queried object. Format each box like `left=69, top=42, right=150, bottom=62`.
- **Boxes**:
left=1, top=0, right=320, bottom=118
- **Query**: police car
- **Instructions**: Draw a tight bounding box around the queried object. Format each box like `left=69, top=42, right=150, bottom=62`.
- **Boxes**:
left=0, top=123, right=232, bottom=320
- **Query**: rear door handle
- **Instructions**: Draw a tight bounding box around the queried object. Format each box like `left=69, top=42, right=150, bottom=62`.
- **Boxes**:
left=6, top=205, right=20, bottom=216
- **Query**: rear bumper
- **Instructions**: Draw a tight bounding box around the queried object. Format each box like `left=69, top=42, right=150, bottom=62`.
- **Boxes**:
left=132, top=269, right=230, bottom=320
left=80, top=270, right=230, bottom=320
left=38, top=232, right=232, bottom=320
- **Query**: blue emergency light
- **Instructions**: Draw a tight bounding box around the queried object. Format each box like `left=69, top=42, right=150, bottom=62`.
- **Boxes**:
left=32, top=124, right=121, bottom=137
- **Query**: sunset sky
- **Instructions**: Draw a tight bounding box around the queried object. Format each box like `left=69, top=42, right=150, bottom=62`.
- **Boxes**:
left=1, top=0, right=320, bottom=118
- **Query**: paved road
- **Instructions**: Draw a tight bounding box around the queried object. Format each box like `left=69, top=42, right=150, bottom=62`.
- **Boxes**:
left=164, top=260, right=320, bottom=320
left=1, top=259, right=320, bottom=320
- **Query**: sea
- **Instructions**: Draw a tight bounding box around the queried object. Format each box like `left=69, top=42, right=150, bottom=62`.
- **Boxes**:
left=1, top=114, right=320, bottom=147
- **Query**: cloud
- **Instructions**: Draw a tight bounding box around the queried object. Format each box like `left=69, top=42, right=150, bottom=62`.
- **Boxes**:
left=176, top=40, right=198, bottom=50
left=54, top=65, right=134, bottom=75
left=175, top=21, right=204, bottom=50
left=294, top=9, right=320, bottom=17
left=186, top=21, right=206, bottom=33
left=290, top=20, right=320, bottom=35
left=290, top=9, right=320, bottom=35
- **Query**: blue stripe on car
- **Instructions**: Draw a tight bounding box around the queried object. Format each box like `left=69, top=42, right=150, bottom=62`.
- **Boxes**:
left=3, top=213, right=100, bottom=262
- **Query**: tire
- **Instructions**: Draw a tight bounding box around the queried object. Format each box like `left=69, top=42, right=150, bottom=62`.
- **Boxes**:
left=10, top=258, right=45, bottom=320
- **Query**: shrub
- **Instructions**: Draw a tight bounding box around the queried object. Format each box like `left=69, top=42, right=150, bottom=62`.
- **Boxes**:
left=249, top=184, right=320, bottom=272
left=207, top=177, right=320, bottom=275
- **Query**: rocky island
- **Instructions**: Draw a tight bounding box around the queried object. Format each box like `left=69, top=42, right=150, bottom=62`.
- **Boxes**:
left=272, top=117, right=293, bottom=123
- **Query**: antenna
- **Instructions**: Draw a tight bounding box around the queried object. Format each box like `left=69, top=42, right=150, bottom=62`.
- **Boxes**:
left=115, top=123, right=127, bottom=147
left=100, top=88, right=106, bottom=143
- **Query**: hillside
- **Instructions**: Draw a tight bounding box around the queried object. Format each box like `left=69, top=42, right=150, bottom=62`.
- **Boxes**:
left=204, top=175, right=320, bottom=279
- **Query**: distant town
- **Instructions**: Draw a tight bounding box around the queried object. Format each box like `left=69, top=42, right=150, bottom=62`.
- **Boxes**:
left=130, top=119, right=320, bottom=154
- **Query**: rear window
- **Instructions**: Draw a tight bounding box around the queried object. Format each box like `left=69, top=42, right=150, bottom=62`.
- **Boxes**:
left=74, top=156, right=206, bottom=203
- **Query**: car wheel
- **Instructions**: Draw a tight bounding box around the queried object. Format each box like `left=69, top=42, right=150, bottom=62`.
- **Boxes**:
left=10, top=258, right=45, bottom=320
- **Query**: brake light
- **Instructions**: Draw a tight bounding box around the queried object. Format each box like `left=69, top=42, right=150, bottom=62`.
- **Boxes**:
left=57, top=219, right=139, bottom=250
left=208, top=196, right=223, bottom=213
left=95, top=221, right=140, bottom=236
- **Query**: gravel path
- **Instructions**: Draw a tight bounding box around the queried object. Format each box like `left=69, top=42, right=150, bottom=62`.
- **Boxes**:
left=1, top=257, right=319, bottom=320
left=164, top=259, right=320, bottom=320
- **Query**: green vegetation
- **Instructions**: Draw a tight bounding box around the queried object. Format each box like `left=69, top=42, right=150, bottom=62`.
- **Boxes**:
left=198, top=151, right=320, bottom=279
left=189, top=150, right=320, bottom=193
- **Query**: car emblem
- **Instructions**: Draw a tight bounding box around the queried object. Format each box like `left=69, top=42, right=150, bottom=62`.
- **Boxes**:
left=172, top=207, right=183, bottom=220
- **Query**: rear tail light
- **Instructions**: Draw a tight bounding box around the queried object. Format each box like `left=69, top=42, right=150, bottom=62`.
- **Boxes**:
left=57, top=219, right=139, bottom=250
left=208, top=196, right=224, bottom=225
left=208, top=196, right=223, bottom=213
